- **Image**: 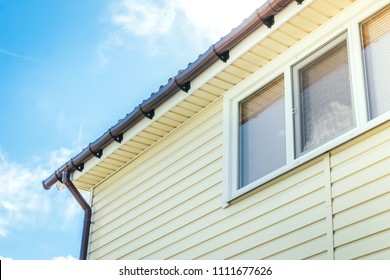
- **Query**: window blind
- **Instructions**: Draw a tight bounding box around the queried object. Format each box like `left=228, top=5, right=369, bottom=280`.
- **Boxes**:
left=298, top=41, right=354, bottom=153
left=239, top=77, right=285, bottom=188
left=362, top=6, right=390, bottom=119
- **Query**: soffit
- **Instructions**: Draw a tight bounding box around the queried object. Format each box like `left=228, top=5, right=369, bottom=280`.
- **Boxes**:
left=73, top=0, right=355, bottom=191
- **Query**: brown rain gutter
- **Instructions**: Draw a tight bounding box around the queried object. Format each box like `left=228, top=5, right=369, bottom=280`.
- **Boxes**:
left=42, top=0, right=302, bottom=190
left=62, top=171, right=91, bottom=260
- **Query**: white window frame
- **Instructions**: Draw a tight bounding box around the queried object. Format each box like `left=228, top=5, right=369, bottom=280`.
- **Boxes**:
left=223, top=0, right=390, bottom=207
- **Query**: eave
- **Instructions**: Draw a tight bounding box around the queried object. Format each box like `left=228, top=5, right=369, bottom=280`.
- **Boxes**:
left=42, top=0, right=356, bottom=192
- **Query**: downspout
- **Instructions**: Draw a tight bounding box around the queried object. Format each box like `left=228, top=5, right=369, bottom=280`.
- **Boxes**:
left=62, top=171, right=91, bottom=260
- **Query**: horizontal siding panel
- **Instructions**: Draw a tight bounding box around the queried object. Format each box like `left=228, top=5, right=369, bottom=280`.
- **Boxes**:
left=92, top=100, right=222, bottom=200
left=304, top=251, right=329, bottom=260
left=228, top=219, right=327, bottom=260
left=89, top=102, right=223, bottom=259
left=115, top=190, right=222, bottom=260
left=93, top=114, right=222, bottom=207
left=331, top=157, right=389, bottom=199
left=146, top=174, right=327, bottom=259
left=90, top=156, right=222, bottom=250
left=335, top=229, right=390, bottom=259
left=333, top=174, right=390, bottom=214
left=356, top=248, right=390, bottom=260
left=90, top=181, right=222, bottom=259
left=267, top=235, right=327, bottom=260
left=330, top=122, right=390, bottom=167
left=93, top=129, right=222, bottom=221
left=334, top=211, right=390, bottom=247
left=331, top=140, right=390, bottom=183
left=190, top=200, right=327, bottom=260
left=333, top=193, right=390, bottom=230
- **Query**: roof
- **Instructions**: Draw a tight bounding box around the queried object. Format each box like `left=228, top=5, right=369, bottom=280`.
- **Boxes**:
left=42, top=0, right=355, bottom=191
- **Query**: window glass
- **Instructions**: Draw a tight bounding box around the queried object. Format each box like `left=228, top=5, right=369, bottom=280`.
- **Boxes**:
left=296, top=40, right=354, bottom=154
left=239, top=77, right=285, bottom=188
left=362, top=6, right=390, bottom=119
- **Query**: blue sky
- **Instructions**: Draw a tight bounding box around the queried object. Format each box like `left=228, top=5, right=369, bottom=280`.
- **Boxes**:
left=0, top=0, right=262, bottom=260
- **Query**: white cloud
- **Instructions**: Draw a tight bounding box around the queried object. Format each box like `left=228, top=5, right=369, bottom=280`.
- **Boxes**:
left=177, top=0, right=263, bottom=42
left=112, top=0, right=177, bottom=36
left=97, top=33, right=124, bottom=68
left=100, top=0, right=265, bottom=66
left=0, top=147, right=83, bottom=237
left=0, top=255, right=13, bottom=260
left=52, top=255, right=77, bottom=260
left=111, top=0, right=263, bottom=41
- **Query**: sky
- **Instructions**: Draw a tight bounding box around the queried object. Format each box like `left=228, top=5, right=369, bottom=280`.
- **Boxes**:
left=0, top=0, right=264, bottom=260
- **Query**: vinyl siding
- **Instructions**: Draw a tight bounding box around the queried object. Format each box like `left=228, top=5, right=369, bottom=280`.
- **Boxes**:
left=331, top=122, right=390, bottom=260
left=88, top=94, right=390, bottom=259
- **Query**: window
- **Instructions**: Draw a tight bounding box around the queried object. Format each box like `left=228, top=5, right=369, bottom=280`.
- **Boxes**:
left=293, top=36, right=355, bottom=155
left=239, top=77, right=285, bottom=188
left=362, top=6, right=390, bottom=119
left=224, top=3, right=390, bottom=204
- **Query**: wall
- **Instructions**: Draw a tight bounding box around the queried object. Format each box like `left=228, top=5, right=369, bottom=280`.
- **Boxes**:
left=87, top=97, right=390, bottom=259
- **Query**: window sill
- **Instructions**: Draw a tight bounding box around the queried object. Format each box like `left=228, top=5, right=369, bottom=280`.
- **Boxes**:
left=223, top=112, right=390, bottom=207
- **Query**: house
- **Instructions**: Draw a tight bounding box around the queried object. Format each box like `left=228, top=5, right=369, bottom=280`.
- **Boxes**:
left=42, top=0, right=390, bottom=260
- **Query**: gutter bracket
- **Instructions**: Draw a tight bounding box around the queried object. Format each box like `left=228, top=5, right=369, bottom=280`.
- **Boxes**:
left=261, top=15, right=275, bottom=28
left=174, top=77, right=191, bottom=93
left=140, top=107, right=155, bottom=120
left=88, top=144, right=103, bottom=158
left=213, top=46, right=230, bottom=63
left=109, top=129, right=124, bottom=143
left=71, top=160, right=84, bottom=172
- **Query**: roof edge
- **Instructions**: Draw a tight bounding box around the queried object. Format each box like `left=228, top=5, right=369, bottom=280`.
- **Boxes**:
left=42, top=0, right=300, bottom=190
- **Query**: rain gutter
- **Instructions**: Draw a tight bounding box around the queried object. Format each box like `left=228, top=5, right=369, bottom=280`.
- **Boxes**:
left=62, top=171, right=91, bottom=260
left=42, top=0, right=303, bottom=191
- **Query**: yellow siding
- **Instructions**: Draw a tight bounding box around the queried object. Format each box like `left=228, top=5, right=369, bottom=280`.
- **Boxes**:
left=331, top=122, right=390, bottom=260
left=88, top=94, right=390, bottom=259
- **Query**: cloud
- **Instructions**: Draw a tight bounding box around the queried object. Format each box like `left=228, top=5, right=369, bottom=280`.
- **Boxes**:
left=112, top=0, right=177, bottom=36
left=97, top=33, right=124, bottom=68
left=0, top=48, right=41, bottom=63
left=177, top=0, right=263, bottom=42
left=0, top=256, right=13, bottom=260
left=52, top=255, right=77, bottom=260
left=99, top=0, right=264, bottom=66
left=111, top=0, right=262, bottom=41
left=0, top=147, right=82, bottom=237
